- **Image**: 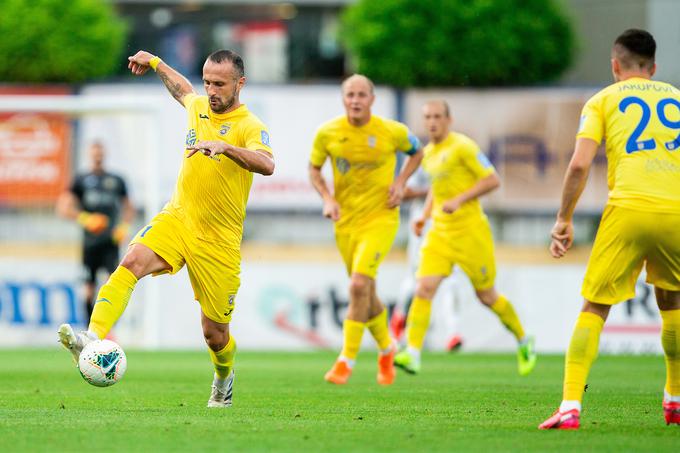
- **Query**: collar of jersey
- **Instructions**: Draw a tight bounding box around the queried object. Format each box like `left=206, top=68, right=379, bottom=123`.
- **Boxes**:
left=343, top=114, right=375, bottom=129
left=208, top=103, right=248, bottom=121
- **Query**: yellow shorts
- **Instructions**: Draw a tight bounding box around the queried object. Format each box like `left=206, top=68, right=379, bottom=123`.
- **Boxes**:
left=582, top=205, right=680, bottom=304
left=130, top=210, right=240, bottom=323
left=335, top=221, right=399, bottom=278
left=416, top=218, right=496, bottom=290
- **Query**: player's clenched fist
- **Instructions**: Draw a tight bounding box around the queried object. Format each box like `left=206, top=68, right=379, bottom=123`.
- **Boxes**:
left=127, top=50, right=155, bottom=76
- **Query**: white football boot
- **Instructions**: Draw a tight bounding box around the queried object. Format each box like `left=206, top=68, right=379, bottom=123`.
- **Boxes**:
left=57, top=324, right=97, bottom=364
left=207, top=371, right=235, bottom=408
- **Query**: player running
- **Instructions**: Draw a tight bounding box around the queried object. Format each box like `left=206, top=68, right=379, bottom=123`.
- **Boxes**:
left=57, top=49, right=274, bottom=408
left=309, top=74, right=423, bottom=385
left=394, top=100, right=536, bottom=375
left=540, top=29, right=680, bottom=429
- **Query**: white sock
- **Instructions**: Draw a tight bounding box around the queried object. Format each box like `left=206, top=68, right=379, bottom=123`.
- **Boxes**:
left=407, top=346, right=421, bottom=363
left=664, top=390, right=680, bottom=403
left=339, top=355, right=355, bottom=369
left=85, top=331, right=99, bottom=341
left=559, top=400, right=582, bottom=413
left=380, top=344, right=394, bottom=355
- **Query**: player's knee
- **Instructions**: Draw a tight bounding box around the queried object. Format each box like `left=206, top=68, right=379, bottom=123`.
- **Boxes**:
left=349, top=276, right=371, bottom=300
left=204, top=330, right=228, bottom=351
left=475, top=288, right=497, bottom=306
left=119, top=250, right=149, bottom=278
left=415, top=279, right=437, bottom=299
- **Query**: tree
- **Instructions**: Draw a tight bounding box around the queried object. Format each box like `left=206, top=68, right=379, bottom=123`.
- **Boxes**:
left=0, top=0, right=126, bottom=83
left=341, top=0, right=575, bottom=87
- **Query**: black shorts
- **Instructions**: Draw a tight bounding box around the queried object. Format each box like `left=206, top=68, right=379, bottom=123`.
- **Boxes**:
left=82, top=242, right=119, bottom=284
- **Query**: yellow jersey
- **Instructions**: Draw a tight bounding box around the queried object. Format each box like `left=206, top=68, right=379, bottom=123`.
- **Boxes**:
left=422, top=132, right=495, bottom=230
left=578, top=77, right=680, bottom=213
left=310, top=115, right=420, bottom=231
left=165, top=93, right=272, bottom=247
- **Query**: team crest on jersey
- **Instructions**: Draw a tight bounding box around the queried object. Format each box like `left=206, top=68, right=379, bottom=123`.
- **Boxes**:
left=185, top=129, right=197, bottom=147
left=103, top=176, right=117, bottom=190
left=336, top=157, right=350, bottom=174
left=219, top=123, right=231, bottom=136
left=367, top=135, right=377, bottom=147
left=261, top=130, right=270, bottom=147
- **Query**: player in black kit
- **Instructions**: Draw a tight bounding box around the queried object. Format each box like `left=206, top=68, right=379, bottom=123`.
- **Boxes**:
left=57, top=142, right=134, bottom=323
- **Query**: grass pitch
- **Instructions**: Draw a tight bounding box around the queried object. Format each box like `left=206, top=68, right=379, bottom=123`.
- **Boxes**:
left=0, top=349, right=676, bottom=452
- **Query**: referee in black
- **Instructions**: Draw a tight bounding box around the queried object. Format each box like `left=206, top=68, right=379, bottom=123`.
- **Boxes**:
left=57, top=141, right=134, bottom=324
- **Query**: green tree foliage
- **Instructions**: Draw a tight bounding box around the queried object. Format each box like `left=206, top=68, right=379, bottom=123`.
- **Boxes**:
left=341, top=0, right=575, bottom=87
left=0, top=0, right=126, bottom=83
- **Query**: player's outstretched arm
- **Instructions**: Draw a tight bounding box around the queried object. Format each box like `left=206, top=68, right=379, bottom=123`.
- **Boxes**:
left=308, top=163, right=340, bottom=221
left=550, top=138, right=598, bottom=258
left=388, top=148, right=424, bottom=208
left=186, top=141, right=274, bottom=175
left=127, top=51, right=195, bottom=106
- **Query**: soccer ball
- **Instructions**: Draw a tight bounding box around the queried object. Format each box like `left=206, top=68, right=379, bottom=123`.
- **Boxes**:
left=78, top=339, right=127, bottom=387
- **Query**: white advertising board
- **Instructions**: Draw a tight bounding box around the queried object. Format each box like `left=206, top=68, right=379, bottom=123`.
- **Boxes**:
left=0, top=258, right=662, bottom=354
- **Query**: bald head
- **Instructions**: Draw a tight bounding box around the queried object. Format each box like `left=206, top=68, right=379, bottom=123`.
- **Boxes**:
left=423, top=100, right=452, bottom=143
left=424, top=100, right=450, bottom=118
left=341, top=74, right=375, bottom=127
left=341, top=74, right=374, bottom=96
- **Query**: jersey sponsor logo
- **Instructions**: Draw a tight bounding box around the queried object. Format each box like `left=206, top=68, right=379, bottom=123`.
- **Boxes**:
left=335, top=157, right=350, bottom=174
left=103, top=176, right=117, bottom=191
left=199, top=113, right=210, bottom=119
left=219, top=123, right=231, bottom=136
left=185, top=129, right=197, bottom=147
left=261, top=130, right=270, bottom=147
left=368, top=135, right=377, bottom=148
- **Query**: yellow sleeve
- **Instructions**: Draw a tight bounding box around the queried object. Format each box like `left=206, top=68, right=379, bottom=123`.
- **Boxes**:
left=242, top=119, right=273, bottom=154
left=183, top=93, right=199, bottom=110
left=310, top=127, right=328, bottom=167
left=390, top=121, right=421, bottom=155
left=460, top=140, right=495, bottom=179
left=576, top=95, right=604, bottom=144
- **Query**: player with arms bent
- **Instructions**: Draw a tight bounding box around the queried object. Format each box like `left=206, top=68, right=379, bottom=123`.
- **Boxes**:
left=309, top=74, right=423, bottom=385
left=58, top=49, right=274, bottom=408
left=394, top=100, right=536, bottom=375
left=540, top=29, right=680, bottom=429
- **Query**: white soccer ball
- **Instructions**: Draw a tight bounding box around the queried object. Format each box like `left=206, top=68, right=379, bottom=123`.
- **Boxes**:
left=78, top=339, right=127, bottom=387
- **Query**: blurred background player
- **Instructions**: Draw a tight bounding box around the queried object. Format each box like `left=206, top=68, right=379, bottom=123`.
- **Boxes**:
left=394, top=100, right=536, bottom=375
left=391, top=166, right=464, bottom=351
left=309, top=74, right=423, bottom=385
left=56, top=141, right=134, bottom=325
left=540, top=29, right=680, bottom=430
left=58, top=48, right=274, bottom=408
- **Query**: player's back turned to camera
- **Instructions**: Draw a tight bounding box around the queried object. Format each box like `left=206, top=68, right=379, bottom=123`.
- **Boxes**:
left=540, top=29, right=680, bottom=430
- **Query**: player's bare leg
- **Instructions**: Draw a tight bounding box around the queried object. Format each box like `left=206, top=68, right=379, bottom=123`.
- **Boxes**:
left=325, top=273, right=372, bottom=384
left=539, top=301, right=610, bottom=430
left=203, top=314, right=236, bottom=408
left=656, top=287, right=680, bottom=425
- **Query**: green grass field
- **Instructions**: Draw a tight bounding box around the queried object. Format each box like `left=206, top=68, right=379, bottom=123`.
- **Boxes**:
left=0, top=349, right=677, bottom=452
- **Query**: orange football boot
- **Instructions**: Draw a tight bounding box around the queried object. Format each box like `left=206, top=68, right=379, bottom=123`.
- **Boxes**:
left=324, top=360, right=352, bottom=385
left=377, top=346, right=396, bottom=385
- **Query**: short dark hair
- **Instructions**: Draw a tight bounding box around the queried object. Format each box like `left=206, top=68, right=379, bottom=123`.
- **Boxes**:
left=207, top=50, right=245, bottom=78
left=613, top=29, right=656, bottom=71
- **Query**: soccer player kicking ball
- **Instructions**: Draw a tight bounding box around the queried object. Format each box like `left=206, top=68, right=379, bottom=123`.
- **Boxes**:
left=539, top=29, right=680, bottom=430
left=394, top=100, right=536, bottom=376
left=309, top=74, right=423, bottom=385
left=58, top=49, right=274, bottom=408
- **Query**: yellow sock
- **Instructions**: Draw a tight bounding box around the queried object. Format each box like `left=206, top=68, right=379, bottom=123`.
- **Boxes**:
left=341, top=319, right=366, bottom=360
left=406, top=297, right=432, bottom=350
left=209, top=335, right=236, bottom=379
left=660, top=309, right=680, bottom=396
left=88, top=266, right=137, bottom=339
left=489, top=295, right=526, bottom=341
left=563, top=311, right=605, bottom=402
left=366, top=308, right=392, bottom=351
